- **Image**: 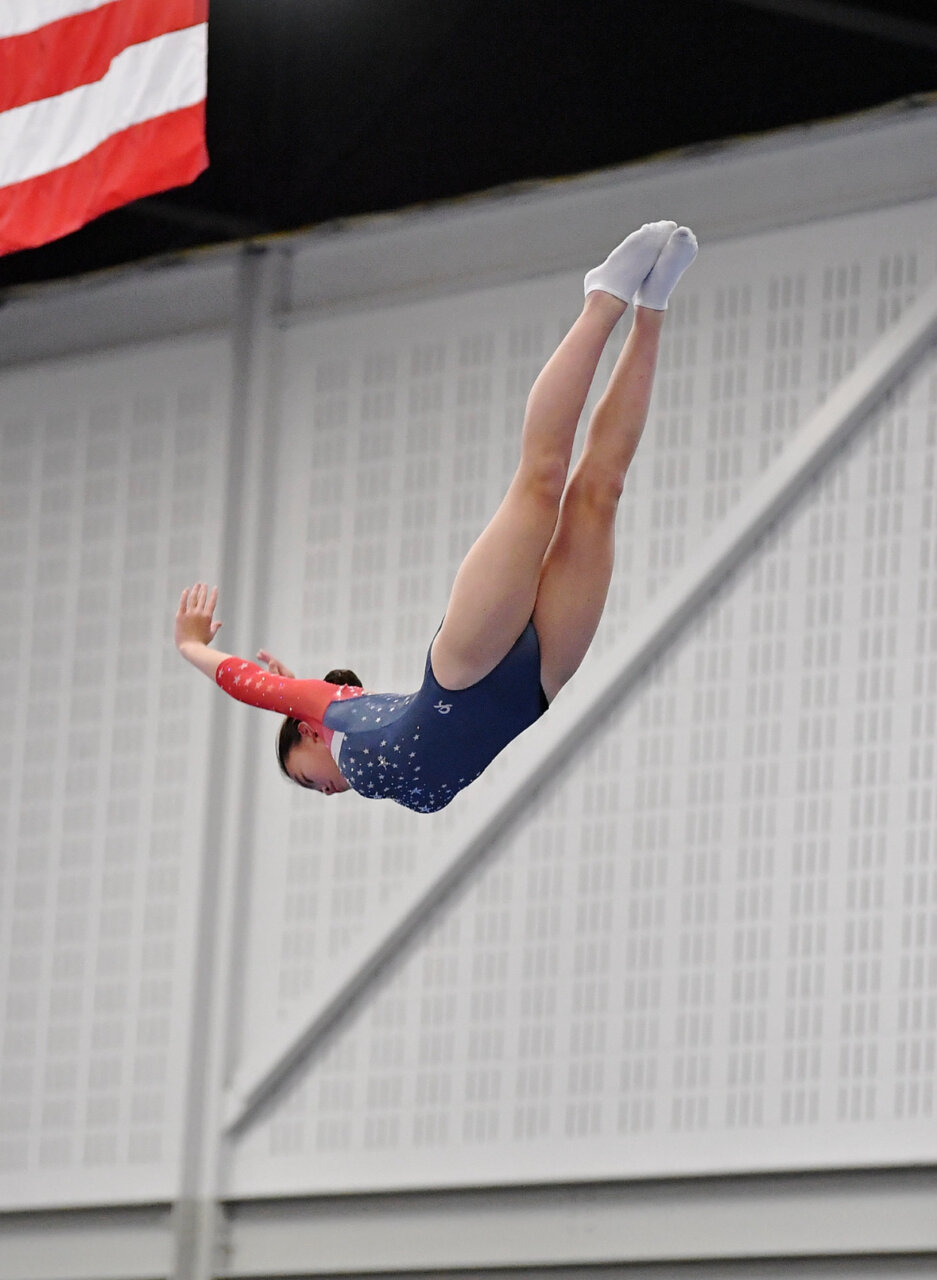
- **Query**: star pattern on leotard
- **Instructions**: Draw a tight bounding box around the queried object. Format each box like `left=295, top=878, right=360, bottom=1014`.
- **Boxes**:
left=320, top=632, right=544, bottom=812
left=331, top=700, right=455, bottom=812
left=217, top=629, right=545, bottom=813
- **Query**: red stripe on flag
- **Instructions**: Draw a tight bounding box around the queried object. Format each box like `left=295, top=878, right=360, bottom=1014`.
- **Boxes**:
left=0, top=101, right=207, bottom=255
left=0, top=0, right=209, bottom=112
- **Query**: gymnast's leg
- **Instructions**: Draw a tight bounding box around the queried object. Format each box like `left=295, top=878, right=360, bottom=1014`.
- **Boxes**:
left=534, top=227, right=698, bottom=701
left=431, top=221, right=677, bottom=691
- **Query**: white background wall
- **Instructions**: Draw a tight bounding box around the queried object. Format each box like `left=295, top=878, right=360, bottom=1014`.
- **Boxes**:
left=234, top=201, right=937, bottom=1195
left=1, top=340, right=230, bottom=1205
left=1, top=103, right=936, bottom=1276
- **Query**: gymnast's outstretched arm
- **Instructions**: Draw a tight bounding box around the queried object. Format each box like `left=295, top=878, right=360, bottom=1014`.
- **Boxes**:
left=174, top=582, right=343, bottom=724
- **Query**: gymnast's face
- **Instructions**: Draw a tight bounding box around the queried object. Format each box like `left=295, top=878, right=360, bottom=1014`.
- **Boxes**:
left=285, top=724, right=351, bottom=796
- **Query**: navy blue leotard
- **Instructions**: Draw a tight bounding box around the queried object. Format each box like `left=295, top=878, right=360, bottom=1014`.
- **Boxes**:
left=216, top=621, right=549, bottom=813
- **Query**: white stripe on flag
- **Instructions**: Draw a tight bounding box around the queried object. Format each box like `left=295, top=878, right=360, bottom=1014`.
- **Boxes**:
left=0, top=23, right=207, bottom=188
left=0, top=0, right=111, bottom=38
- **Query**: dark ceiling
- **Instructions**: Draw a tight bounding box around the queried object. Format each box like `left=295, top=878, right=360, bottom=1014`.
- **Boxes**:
left=2, top=0, right=935, bottom=292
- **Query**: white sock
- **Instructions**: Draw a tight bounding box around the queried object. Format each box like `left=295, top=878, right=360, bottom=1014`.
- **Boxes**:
left=584, top=220, right=677, bottom=305
left=634, top=226, right=698, bottom=310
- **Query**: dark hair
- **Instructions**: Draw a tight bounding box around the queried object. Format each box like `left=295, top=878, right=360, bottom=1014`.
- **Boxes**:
left=276, top=668, right=363, bottom=781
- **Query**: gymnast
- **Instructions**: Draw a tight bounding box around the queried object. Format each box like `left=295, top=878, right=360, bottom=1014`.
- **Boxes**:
left=174, top=221, right=698, bottom=812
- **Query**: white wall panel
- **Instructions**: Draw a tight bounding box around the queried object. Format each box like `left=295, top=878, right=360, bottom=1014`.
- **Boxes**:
left=227, top=198, right=937, bottom=1195
left=0, top=340, right=230, bottom=1207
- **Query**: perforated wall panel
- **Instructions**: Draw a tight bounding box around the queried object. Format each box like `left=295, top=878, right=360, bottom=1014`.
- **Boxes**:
left=230, top=200, right=937, bottom=1194
left=0, top=342, right=229, bottom=1207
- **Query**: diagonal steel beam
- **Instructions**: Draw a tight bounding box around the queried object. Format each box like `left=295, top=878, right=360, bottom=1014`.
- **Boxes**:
left=223, top=269, right=937, bottom=1137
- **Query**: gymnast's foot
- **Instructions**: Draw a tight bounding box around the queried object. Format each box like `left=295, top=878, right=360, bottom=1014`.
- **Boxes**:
left=584, top=220, right=677, bottom=305
left=635, top=226, right=698, bottom=310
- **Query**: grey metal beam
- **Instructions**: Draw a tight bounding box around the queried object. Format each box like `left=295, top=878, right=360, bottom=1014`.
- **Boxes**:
left=721, top=0, right=937, bottom=51
left=0, top=1173, right=934, bottom=1280
left=0, top=1206, right=174, bottom=1280
left=223, top=262, right=937, bottom=1137
left=223, top=1170, right=937, bottom=1276
left=171, top=246, right=287, bottom=1278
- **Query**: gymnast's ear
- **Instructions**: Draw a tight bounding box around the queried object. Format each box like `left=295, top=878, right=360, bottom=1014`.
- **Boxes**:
left=297, top=722, right=320, bottom=742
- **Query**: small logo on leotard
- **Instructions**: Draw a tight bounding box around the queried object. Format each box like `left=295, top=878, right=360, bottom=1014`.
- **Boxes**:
left=434, top=701, right=452, bottom=715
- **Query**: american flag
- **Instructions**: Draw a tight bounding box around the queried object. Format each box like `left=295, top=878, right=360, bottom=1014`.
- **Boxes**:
left=0, top=0, right=208, bottom=255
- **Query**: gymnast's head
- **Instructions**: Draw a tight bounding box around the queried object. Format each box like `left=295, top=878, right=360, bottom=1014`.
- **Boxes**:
left=277, top=668, right=361, bottom=795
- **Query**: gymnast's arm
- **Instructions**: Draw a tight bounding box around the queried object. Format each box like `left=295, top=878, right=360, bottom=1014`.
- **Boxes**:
left=173, top=582, right=339, bottom=722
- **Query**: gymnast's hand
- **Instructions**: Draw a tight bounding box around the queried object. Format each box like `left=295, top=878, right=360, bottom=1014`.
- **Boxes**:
left=256, top=649, right=295, bottom=679
left=174, top=584, right=231, bottom=678
left=175, top=583, right=223, bottom=648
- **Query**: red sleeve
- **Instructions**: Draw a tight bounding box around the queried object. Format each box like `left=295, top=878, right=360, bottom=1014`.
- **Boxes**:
left=215, top=658, right=342, bottom=724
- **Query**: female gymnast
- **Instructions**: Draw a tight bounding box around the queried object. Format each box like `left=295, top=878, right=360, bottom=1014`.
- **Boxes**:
left=174, top=220, right=698, bottom=812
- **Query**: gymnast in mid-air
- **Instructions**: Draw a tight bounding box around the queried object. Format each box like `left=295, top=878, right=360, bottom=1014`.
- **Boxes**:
left=174, top=221, right=698, bottom=812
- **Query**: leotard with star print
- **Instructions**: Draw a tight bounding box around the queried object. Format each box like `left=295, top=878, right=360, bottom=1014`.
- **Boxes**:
left=215, top=621, right=548, bottom=813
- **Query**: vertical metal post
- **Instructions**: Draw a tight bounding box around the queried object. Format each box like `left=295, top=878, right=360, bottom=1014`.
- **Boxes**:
left=171, top=245, right=287, bottom=1278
